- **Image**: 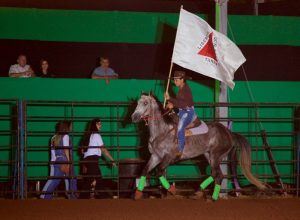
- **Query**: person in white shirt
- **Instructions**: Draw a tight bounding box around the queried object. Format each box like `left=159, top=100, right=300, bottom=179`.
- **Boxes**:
left=81, top=118, right=115, bottom=198
left=9, top=54, right=35, bottom=78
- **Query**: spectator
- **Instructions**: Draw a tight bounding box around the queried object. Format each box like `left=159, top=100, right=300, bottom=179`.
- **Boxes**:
left=38, top=59, right=54, bottom=77
left=9, top=54, right=35, bottom=78
left=91, top=57, right=118, bottom=81
left=80, top=118, right=116, bottom=199
left=39, top=122, right=69, bottom=199
left=40, top=120, right=77, bottom=199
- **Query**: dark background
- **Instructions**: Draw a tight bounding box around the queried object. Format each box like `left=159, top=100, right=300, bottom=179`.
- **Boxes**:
left=1, top=0, right=299, bottom=80
left=1, top=40, right=299, bottom=80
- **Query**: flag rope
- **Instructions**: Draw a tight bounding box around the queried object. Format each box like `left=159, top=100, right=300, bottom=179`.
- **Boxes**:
left=227, top=20, right=264, bottom=131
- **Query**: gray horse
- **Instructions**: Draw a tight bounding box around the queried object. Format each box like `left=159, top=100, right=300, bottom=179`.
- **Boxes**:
left=131, top=94, right=266, bottom=200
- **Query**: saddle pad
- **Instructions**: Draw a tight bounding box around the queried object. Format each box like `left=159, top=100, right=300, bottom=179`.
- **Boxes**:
left=169, top=120, right=209, bottom=137
left=185, top=120, right=208, bottom=136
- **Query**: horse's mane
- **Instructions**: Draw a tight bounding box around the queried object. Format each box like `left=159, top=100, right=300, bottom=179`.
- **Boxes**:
left=141, top=93, right=175, bottom=125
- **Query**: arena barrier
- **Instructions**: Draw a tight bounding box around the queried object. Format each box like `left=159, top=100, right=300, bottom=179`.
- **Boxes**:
left=0, top=99, right=299, bottom=199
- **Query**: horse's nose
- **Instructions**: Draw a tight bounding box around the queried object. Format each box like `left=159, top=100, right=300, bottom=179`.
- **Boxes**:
left=131, top=112, right=140, bottom=123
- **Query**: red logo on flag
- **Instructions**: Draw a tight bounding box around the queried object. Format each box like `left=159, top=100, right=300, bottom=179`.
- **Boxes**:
left=198, top=32, right=217, bottom=62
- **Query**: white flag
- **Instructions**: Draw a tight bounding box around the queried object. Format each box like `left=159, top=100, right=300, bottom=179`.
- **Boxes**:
left=172, top=8, right=246, bottom=89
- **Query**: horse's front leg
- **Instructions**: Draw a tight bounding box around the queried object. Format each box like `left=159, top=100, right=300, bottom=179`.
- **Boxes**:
left=135, top=154, right=161, bottom=199
left=156, top=155, right=176, bottom=195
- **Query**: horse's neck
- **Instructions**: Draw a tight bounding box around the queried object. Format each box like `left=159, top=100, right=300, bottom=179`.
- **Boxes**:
left=148, top=109, right=169, bottom=138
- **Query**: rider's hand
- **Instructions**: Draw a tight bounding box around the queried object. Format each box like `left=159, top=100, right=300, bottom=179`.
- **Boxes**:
left=165, top=92, right=170, bottom=100
left=111, top=161, right=117, bottom=167
left=166, top=102, right=174, bottom=109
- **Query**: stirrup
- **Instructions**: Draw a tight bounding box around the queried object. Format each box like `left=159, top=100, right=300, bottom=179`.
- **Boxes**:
left=175, top=149, right=183, bottom=158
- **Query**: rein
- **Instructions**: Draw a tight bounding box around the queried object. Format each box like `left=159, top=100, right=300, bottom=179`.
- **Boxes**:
left=142, top=109, right=172, bottom=126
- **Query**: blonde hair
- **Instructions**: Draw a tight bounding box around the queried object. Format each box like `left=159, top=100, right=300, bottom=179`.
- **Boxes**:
left=52, top=134, right=62, bottom=147
left=52, top=120, right=72, bottom=148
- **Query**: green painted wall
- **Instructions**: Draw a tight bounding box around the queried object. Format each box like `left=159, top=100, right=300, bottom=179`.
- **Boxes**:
left=228, top=16, right=300, bottom=46
left=0, top=78, right=299, bottom=187
left=0, top=7, right=299, bottom=45
left=0, top=78, right=213, bottom=102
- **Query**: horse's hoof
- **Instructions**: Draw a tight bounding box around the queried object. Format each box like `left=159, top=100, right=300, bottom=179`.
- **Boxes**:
left=134, top=190, right=143, bottom=200
left=205, top=198, right=214, bottom=203
left=234, top=192, right=241, bottom=197
left=190, top=191, right=205, bottom=200
left=168, top=184, right=176, bottom=195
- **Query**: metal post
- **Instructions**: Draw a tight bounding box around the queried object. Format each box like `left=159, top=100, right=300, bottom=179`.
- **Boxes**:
left=70, top=102, right=76, bottom=198
left=254, top=0, right=259, bottom=15
left=117, top=104, right=120, bottom=199
left=297, top=132, right=300, bottom=197
left=23, top=100, right=28, bottom=199
left=18, top=100, right=25, bottom=199
left=215, top=0, right=229, bottom=198
left=12, top=140, right=19, bottom=199
left=13, top=101, right=20, bottom=199
left=295, top=106, right=300, bottom=197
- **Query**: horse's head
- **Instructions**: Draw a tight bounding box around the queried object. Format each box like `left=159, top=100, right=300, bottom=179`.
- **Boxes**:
left=131, top=93, right=157, bottom=123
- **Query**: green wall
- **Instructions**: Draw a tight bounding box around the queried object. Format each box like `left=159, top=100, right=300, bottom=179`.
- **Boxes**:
left=0, top=78, right=299, bottom=187
left=0, top=6, right=299, bottom=192
left=0, top=7, right=300, bottom=45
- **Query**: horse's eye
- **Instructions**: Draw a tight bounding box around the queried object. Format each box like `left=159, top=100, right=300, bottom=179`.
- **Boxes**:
left=144, top=102, right=148, bottom=106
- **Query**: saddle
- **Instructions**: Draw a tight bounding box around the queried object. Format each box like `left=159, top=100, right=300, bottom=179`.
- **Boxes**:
left=169, top=113, right=209, bottom=137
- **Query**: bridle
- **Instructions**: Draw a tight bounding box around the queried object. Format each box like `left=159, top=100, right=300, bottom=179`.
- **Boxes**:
left=138, top=95, right=172, bottom=126
left=141, top=109, right=172, bottom=126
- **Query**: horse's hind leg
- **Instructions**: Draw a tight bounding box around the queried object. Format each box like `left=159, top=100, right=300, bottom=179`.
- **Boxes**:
left=229, top=148, right=241, bottom=196
left=135, top=155, right=160, bottom=199
left=199, top=156, right=224, bottom=201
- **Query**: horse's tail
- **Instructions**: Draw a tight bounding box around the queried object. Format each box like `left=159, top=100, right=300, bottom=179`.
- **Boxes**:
left=232, top=132, right=266, bottom=190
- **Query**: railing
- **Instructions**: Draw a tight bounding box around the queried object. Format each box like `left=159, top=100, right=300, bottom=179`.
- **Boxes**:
left=0, top=99, right=299, bottom=199
left=0, top=99, right=19, bottom=198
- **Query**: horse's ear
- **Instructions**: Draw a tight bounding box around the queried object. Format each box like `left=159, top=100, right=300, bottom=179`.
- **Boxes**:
left=149, top=90, right=153, bottom=97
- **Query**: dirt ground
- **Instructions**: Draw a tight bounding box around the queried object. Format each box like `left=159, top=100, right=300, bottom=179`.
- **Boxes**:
left=0, top=197, right=299, bottom=220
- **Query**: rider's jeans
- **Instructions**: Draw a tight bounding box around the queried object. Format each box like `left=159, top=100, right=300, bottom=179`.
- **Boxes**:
left=177, top=107, right=195, bottom=152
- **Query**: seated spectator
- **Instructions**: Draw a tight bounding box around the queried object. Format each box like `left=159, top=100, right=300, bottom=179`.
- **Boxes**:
left=91, top=57, right=118, bottom=80
left=9, top=54, right=35, bottom=78
left=38, top=59, right=54, bottom=78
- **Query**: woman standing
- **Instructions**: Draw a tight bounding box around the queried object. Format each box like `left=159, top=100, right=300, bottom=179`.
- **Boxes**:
left=81, top=118, right=115, bottom=198
left=165, top=71, right=195, bottom=157
left=40, top=120, right=77, bottom=199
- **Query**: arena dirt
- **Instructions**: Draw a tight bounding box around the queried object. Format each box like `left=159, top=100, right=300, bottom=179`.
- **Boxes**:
left=0, top=198, right=299, bottom=220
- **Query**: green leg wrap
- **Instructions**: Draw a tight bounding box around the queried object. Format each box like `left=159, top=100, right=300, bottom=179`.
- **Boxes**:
left=200, top=176, right=214, bottom=190
left=159, top=176, right=170, bottom=190
left=137, top=176, right=146, bottom=191
left=212, top=184, right=221, bottom=201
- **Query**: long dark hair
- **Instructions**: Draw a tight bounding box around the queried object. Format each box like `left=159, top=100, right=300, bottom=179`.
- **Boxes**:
left=40, top=59, right=49, bottom=74
left=81, top=118, right=101, bottom=147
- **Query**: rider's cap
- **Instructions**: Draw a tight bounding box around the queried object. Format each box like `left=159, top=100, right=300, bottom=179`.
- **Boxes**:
left=173, top=71, right=191, bottom=80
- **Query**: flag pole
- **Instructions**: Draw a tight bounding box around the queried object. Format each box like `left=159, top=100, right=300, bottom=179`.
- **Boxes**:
left=163, top=6, right=182, bottom=108
left=163, top=62, right=174, bottom=108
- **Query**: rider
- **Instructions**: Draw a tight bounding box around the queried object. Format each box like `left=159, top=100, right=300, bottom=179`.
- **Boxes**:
left=165, top=71, right=195, bottom=156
